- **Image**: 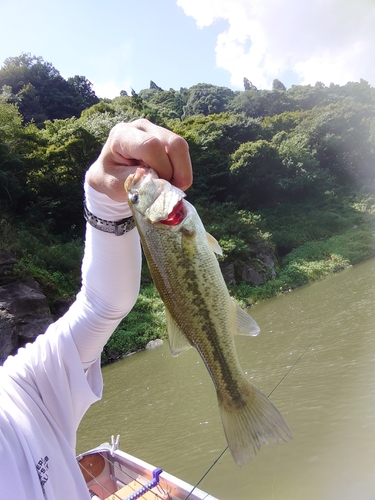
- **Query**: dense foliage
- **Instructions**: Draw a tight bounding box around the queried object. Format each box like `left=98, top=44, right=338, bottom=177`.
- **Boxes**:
left=1, top=54, right=374, bottom=361
left=0, top=53, right=99, bottom=123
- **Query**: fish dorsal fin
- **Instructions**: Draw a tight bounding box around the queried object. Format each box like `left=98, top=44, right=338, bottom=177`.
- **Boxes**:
left=206, top=231, right=223, bottom=255
left=166, top=308, right=193, bottom=356
left=231, top=299, right=260, bottom=336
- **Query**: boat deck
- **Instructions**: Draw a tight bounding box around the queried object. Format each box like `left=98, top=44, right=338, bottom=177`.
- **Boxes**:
left=77, top=439, right=218, bottom=500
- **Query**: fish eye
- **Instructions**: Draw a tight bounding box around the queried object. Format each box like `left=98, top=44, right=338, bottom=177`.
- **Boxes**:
left=130, top=192, right=139, bottom=203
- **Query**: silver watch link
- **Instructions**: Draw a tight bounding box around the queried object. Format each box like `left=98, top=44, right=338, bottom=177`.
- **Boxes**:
left=83, top=202, right=136, bottom=236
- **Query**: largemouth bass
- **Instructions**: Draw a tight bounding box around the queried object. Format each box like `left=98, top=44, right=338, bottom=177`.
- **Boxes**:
left=125, top=167, right=291, bottom=466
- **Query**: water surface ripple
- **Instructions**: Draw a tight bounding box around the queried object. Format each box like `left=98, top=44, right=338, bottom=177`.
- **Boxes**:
left=78, top=258, right=375, bottom=500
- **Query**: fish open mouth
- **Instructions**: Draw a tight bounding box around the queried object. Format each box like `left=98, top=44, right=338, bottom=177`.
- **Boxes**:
left=159, top=199, right=185, bottom=226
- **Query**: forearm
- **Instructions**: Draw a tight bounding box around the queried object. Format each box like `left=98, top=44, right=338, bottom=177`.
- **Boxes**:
left=65, top=120, right=191, bottom=368
left=68, top=182, right=142, bottom=368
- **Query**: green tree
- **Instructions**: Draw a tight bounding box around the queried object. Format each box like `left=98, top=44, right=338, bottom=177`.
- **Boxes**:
left=272, top=79, right=286, bottom=91
left=182, top=83, right=235, bottom=118
left=243, top=78, right=257, bottom=91
left=294, top=101, right=375, bottom=189
left=139, top=87, right=186, bottom=120
left=0, top=100, right=24, bottom=204
left=149, top=80, right=163, bottom=91
left=67, top=75, right=99, bottom=110
left=171, top=113, right=262, bottom=202
left=262, top=110, right=307, bottom=136
left=286, top=84, right=334, bottom=110
left=229, top=140, right=284, bottom=209
left=331, top=79, right=375, bottom=106
left=228, top=89, right=293, bottom=118
left=0, top=54, right=98, bottom=123
left=0, top=98, right=39, bottom=208
left=24, top=118, right=101, bottom=234
left=276, top=132, right=334, bottom=198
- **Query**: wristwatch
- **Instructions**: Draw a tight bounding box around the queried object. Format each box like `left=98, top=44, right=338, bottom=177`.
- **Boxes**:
left=83, top=201, right=136, bottom=236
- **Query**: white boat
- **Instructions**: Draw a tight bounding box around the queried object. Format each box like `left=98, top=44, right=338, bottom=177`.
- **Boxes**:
left=77, top=436, right=219, bottom=500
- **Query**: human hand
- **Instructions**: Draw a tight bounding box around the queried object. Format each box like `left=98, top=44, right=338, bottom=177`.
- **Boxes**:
left=86, top=119, right=193, bottom=202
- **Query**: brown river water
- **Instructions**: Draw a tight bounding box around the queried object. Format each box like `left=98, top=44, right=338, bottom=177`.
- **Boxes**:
left=77, top=258, right=375, bottom=500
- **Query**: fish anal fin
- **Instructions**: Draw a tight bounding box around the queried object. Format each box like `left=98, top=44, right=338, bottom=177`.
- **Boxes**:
left=231, top=300, right=260, bottom=336
left=206, top=232, right=223, bottom=255
left=166, top=308, right=192, bottom=356
left=218, top=383, right=292, bottom=466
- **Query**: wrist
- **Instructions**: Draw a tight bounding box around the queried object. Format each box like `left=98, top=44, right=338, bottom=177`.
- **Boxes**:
left=84, top=182, right=135, bottom=236
left=84, top=182, right=132, bottom=219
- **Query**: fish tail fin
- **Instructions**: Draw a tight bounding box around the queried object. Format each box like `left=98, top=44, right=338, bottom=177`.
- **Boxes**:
left=218, top=383, right=292, bottom=466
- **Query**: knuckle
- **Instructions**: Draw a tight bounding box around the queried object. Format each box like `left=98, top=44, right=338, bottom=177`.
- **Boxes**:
left=111, top=122, right=126, bottom=134
left=141, top=135, right=161, bottom=151
left=130, top=118, right=150, bottom=130
left=168, top=135, right=189, bottom=154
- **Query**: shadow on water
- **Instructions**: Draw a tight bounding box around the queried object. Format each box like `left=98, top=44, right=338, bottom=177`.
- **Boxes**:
left=78, top=258, right=375, bottom=500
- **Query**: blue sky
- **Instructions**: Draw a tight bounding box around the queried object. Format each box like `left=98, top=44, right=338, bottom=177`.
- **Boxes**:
left=1, top=0, right=374, bottom=98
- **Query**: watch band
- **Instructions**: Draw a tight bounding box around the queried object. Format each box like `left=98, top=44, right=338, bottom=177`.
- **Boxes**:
left=83, top=201, right=136, bottom=236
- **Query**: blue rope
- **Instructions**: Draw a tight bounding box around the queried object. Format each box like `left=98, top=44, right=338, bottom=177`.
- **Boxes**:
left=125, top=467, right=163, bottom=500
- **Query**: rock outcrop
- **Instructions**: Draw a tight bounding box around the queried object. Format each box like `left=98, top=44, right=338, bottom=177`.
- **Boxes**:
left=0, top=252, right=53, bottom=364
left=146, top=339, right=164, bottom=349
left=221, top=243, right=277, bottom=286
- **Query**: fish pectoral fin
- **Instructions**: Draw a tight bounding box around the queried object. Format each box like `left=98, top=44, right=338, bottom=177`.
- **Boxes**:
left=206, top=231, right=223, bottom=255
left=231, top=300, right=260, bottom=336
left=166, top=308, right=192, bottom=356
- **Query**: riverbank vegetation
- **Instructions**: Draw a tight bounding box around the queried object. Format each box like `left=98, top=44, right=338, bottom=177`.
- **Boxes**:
left=1, top=54, right=374, bottom=361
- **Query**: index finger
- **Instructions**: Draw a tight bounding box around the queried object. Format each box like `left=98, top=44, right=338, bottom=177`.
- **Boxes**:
left=163, top=134, right=193, bottom=191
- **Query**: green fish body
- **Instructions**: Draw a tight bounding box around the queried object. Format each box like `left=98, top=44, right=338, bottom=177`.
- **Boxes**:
left=125, top=167, right=291, bottom=466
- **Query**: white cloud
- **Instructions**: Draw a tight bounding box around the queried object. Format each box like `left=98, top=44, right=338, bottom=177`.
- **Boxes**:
left=89, top=40, right=134, bottom=98
left=92, top=79, right=132, bottom=99
left=177, top=0, right=375, bottom=88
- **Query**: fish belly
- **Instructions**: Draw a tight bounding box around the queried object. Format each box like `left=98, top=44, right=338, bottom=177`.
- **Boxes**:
left=136, top=215, right=292, bottom=466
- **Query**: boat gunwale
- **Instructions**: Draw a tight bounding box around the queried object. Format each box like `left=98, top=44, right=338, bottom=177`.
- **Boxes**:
left=77, top=442, right=219, bottom=500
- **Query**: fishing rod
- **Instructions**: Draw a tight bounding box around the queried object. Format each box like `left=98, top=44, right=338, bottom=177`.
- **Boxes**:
left=183, top=333, right=320, bottom=500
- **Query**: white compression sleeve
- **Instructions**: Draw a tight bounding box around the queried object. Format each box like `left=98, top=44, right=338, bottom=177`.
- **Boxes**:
left=66, top=182, right=142, bottom=368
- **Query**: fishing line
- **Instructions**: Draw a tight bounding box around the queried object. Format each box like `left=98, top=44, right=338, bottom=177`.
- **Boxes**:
left=267, top=333, right=319, bottom=399
left=183, top=333, right=320, bottom=500
left=183, top=447, right=228, bottom=500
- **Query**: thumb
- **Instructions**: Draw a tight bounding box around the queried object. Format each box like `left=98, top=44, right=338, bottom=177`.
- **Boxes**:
left=86, top=161, right=140, bottom=202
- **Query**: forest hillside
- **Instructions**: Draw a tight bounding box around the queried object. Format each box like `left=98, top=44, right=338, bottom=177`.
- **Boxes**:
left=1, top=54, right=374, bottom=361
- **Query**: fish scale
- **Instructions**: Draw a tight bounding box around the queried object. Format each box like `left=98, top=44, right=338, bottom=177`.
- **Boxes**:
left=141, top=218, right=244, bottom=404
left=125, top=167, right=292, bottom=466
